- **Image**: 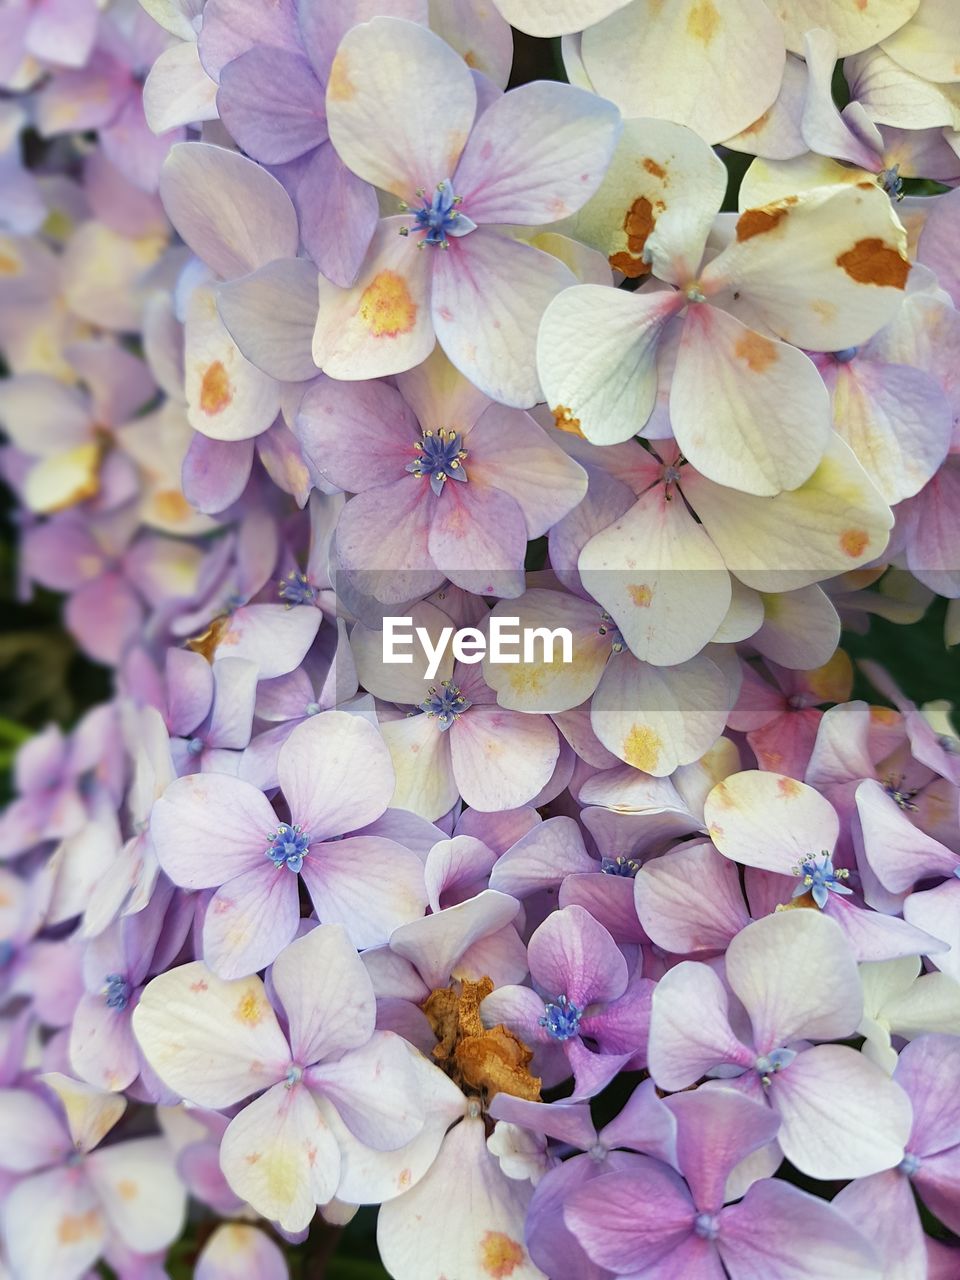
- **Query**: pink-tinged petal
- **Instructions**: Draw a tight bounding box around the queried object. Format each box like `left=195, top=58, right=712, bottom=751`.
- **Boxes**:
left=895, top=1034, right=960, bottom=1157
left=182, top=433, right=254, bottom=514
left=271, top=924, right=375, bottom=1064
left=165, top=647, right=214, bottom=736
left=132, top=963, right=289, bottom=1108
left=220, top=1082, right=338, bottom=1231
left=901, top=460, right=960, bottom=597
left=769, top=0, right=922, bottom=56
left=727, top=911, right=862, bottom=1050
left=65, top=573, right=145, bottom=667
left=207, top=657, right=258, bottom=749
left=203, top=865, right=300, bottom=979
left=579, top=971, right=653, bottom=1054
left=325, top=17, right=475, bottom=199
left=829, top=358, right=951, bottom=505
left=69, top=994, right=139, bottom=1093
left=216, top=258, right=321, bottom=384
left=450, top=704, right=559, bottom=812
left=436, top=231, right=580, bottom=408
left=218, top=48, right=326, bottom=165
left=580, top=480, right=732, bottom=664
left=427, top=480, right=528, bottom=598
left=591, top=651, right=731, bottom=777
left=294, top=376, right=416, bottom=493
left=915, top=1146, right=960, bottom=1235
left=86, top=1136, right=186, bottom=1253
left=377, top=1113, right=538, bottom=1280
left=196, top=1223, right=289, bottom=1280
left=336, top=479, right=444, bottom=605
left=199, top=0, right=301, bottom=78
left=160, top=143, right=300, bottom=279
left=279, top=710, right=394, bottom=838
left=65, top=341, right=155, bottom=428
left=212, top=603, right=321, bottom=679
left=636, top=841, right=750, bottom=954
left=185, top=284, right=281, bottom=442
left=454, top=81, right=619, bottom=225
left=479, top=984, right=552, bottom=1047
left=856, top=778, right=959, bottom=894
left=100, top=94, right=184, bottom=195
left=0, top=1088, right=70, bottom=1172
left=295, top=144, right=380, bottom=288
left=150, top=772, right=276, bottom=889
left=833, top=1169, right=924, bottom=1280
left=667, top=1086, right=780, bottom=1211
left=527, top=904, right=627, bottom=1007
left=771, top=1044, right=911, bottom=1178
left=825, top=894, right=947, bottom=964
left=648, top=961, right=753, bottom=1089
left=301, top=836, right=427, bottom=948
left=306, top=1031, right=425, bottom=1149
left=425, top=835, right=496, bottom=910
left=2, top=1165, right=105, bottom=1280
left=751, top=584, right=840, bottom=672
left=672, top=305, right=831, bottom=497
left=467, top=404, right=588, bottom=537
left=489, top=816, right=596, bottom=897
left=537, top=284, right=680, bottom=446
left=389, top=889, right=521, bottom=990
left=380, top=713, right=458, bottom=822
left=27, top=0, right=100, bottom=67
left=705, top=770, right=840, bottom=876
left=720, top=1177, right=880, bottom=1278
left=313, top=218, right=436, bottom=379
left=32, top=54, right=129, bottom=136
left=563, top=1161, right=695, bottom=1273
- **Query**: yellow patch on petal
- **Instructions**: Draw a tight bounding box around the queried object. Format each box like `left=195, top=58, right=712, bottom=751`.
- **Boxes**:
left=262, top=1147, right=299, bottom=1203
left=686, top=0, right=720, bottom=44
left=234, top=989, right=268, bottom=1026
left=805, top=649, right=853, bottom=703
left=508, top=666, right=545, bottom=695
left=870, top=705, right=900, bottom=725
left=358, top=270, right=418, bottom=337
left=116, top=1179, right=138, bottom=1202
left=199, top=361, right=233, bottom=416
left=152, top=489, right=195, bottom=525
left=57, top=1210, right=101, bottom=1244
left=629, top=583, right=653, bottom=607
left=480, top=1231, right=526, bottom=1278
left=623, top=723, right=662, bottom=772
left=0, top=248, right=21, bottom=276
left=24, top=443, right=101, bottom=514
left=734, top=330, right=778, bottom=373
left=777, top=777, right=802, bottom=798
left=327, top=51, right=355, bottom=101
left=836, top=239, right=910, bottom=289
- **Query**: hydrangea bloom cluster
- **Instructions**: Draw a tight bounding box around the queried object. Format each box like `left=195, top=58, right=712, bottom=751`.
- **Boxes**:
left=1, top=1, right=960, bottom=1277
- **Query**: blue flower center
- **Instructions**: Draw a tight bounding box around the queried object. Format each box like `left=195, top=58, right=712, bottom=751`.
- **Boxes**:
left=0, top=940, right=15, bottom=969
left=104, top=973, right=132, bottom=1011
left=833, top=347, right=858, bottom=363
left=400, top=179, right=477, bottom=248
left=279, top=572, right=318, bottom=606
left=597, top=612, right=625, bottom=654
left=791, top=852, right=852, bottom=909
left=755, top=1047, right=797, bottom=1085
left=305, top=701, right=321, bottom=717
left=694, top=1213, right=721, bottom=1241
left=266, top=823, right=310, bottom=872
left=285, top=1063, right=304, bottom=1089
left=406, top=429, right=469, bottom=497
left=899, top=1152, right=921, bottom=1177
left=540, top=994, right=582, bottom=1042
left=418, top=681, right=471, bottom=731
left=601, top=855, right=639, bottom=878
left=880, top=165, right=903, bottom=199
left=186, top=736, right=205, bottom=757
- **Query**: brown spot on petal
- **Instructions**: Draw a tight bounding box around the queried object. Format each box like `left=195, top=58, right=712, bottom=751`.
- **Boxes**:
left=480, top=1231, right=525, bottom=1278
left=734, top=330, right=778, bottom=373
left=185, top=614, right=230, bottom=663
left=643, top=157, right=667, bottom=180
left=609, top=195, right=655, bottom=277
left=840, top=528, right=869, bottom=557
left=736, top=206, right=788, bottom=242
left=623, top=723, right=662, bottom=772
left=777, top=777, right=802, bottom=798
left=552, top=404, right=584, bottom=437
left=463, top=49, right=479, bottom=68
left=686, top=0, right=720, bottom=43
left=359, top=269, right=417, bottom=337
left=629, top=584, right=653, bottom=607
left=424, top=977, right=541, bottom=1102
left=836, top=238, right=909, bottom=289
left=199, top=361, right=232, bottom=416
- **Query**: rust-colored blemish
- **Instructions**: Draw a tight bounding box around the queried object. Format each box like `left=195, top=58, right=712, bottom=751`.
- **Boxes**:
left=777, top=776, right=801, bottom=798
left=734, top=330, right=778, bottom=373
left=840, top=528, right=869, bottom=557
left=643, top=157, right=667, bottom=180
left=480, top=1231, right=525, bottom=1278
left=736, top=206, right=788, bottom=242
left=186, top=615, right=230, bottom=663
left=609, top=195, right=655, bottom=278
left=57, top=1210, right=100, bottom=1244
left=552, top=404, right=584, bottom=437
left=199, top=361, right=232, bottom=416
left=358, top=269, right=417, bottom=337
left=836, top=238, right=909, bottom=289
left=423, top=977, right=541, bottom=1102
